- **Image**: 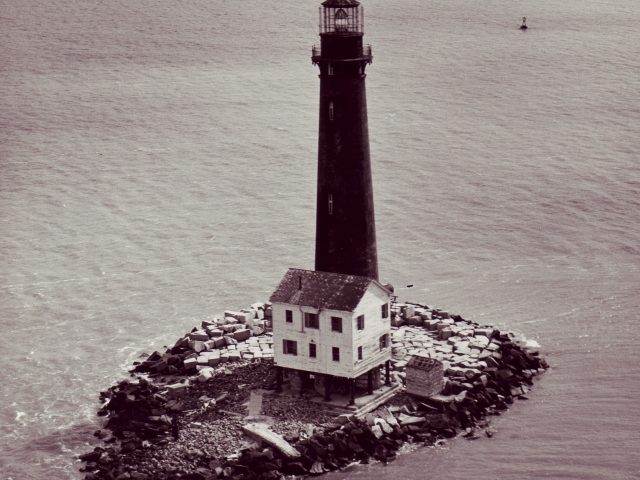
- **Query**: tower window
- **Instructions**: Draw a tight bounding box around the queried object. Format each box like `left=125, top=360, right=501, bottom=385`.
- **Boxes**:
left=357, top=346, right=363, bottom=360
left=332, top=347, right=340, bottom=362
left=331, top=316, right=342, bottom=332
left=304, top=312, right=319, bottom=329
left=309, top=343, right=317, bottom=358
left=356, top=314, right=365, bottom=330
left=285, top=309, right=293, bottom=323
left=328, top=64, right=334, bottom=76
left=381, top=303, right=389, bottom=319
left=328, top=193, right=333, bottom=215
left=329, top=101, right=334, bottom=121
left=283, top=339, right=297, bottom=355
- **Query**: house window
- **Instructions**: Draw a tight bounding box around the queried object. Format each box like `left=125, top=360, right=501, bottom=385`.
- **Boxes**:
left=356, top=314, right=365, bottom=330
left=381, top=303, right=389, bottom=319
left=332, top=347, right=340, bottom=362
left=357, top=346, right=363, bottom=360
left=328, top=64, right=334, bottom=76
left=328, top=193, right=333, bottom=215
left=304, top=312, right=319, bottom=329
left=283, top=339, right=297, bottom=355
left=285, top=310, right=293, bottom=323
left=329, top=101, right=334, bottom=121
left=309, top=343, right=317, bottom=358
left=331, top=316, right=342, bottom=332
left=379, top=334, right=389, bottom=351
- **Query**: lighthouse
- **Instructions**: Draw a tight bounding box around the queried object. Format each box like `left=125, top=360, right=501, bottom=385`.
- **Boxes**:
left=312, top=0, right=378, bottom=281
left=269, top=1, right=394, bottom=404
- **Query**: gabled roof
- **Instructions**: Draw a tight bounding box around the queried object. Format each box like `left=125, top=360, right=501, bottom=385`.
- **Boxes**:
left=269, top=268, right=390, bottom=312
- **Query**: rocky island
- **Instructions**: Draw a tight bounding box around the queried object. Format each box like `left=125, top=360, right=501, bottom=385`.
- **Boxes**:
left=78, top=300, right=547, bottom=479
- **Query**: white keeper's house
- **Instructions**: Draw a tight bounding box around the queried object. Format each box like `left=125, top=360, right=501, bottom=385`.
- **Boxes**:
left=269, top=268, right=392, bottom=403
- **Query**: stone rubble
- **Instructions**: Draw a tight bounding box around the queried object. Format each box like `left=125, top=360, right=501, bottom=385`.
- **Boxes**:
left=132, top=307, right=273, bottom=380
left=80, top=300, right=548, bottom=480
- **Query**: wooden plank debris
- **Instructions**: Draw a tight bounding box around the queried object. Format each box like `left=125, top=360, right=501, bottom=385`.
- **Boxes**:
left=242, top=423, right=301, bottom=458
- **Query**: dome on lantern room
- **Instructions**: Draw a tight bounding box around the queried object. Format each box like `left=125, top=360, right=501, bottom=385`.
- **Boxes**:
left=321, top=0, right=360, bottom=6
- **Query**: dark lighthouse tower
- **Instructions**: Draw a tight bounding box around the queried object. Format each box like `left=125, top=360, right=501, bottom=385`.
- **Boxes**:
left=312, top=0, right=378, bottom=280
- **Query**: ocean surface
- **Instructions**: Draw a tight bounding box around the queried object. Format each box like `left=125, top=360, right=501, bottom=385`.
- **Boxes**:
left=1, top=0, right=639, bottom=478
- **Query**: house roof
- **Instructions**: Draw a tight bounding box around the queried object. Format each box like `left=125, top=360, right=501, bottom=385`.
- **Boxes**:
left=269, top=268, right=389, bottom=312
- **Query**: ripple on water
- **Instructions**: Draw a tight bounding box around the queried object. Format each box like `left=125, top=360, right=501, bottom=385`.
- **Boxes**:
left=1, top=0, right=640, bottom=479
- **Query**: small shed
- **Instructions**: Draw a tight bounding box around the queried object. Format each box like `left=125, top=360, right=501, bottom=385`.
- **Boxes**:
left=404, top=355, right=444, bottom=398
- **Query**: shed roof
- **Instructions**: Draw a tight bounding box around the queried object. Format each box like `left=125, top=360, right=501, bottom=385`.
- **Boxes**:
left=269, top=268, right=389, bottom=312
left=406, top=355, right=443, bottom=370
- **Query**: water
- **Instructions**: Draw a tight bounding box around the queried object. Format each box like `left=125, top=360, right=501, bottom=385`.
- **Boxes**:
left=1, top=0, right=639, bottom=478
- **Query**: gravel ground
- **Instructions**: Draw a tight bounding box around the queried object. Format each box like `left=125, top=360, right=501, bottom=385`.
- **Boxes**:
left=261, top=392, right=338, bottom=439
left=81, top=360, right=345, bottom=479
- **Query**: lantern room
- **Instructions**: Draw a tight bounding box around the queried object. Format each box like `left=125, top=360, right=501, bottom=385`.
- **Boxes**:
left=319, top=0, right=363, bottom=35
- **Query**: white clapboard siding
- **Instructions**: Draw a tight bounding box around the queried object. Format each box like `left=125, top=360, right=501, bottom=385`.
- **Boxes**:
left=273, top=281, right=391, bottom=379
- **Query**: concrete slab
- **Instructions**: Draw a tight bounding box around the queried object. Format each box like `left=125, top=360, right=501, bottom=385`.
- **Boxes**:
left=307, top=382, right=402, bottom=417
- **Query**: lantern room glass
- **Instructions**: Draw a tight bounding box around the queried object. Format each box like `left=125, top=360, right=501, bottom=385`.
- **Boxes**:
left=319, top=5, right=363, bottom=34
left=335, top=9, right=349, bottom=32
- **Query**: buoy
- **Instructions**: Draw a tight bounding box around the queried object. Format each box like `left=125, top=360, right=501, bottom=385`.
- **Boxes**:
left=520, top=16, right=528, bottom=30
